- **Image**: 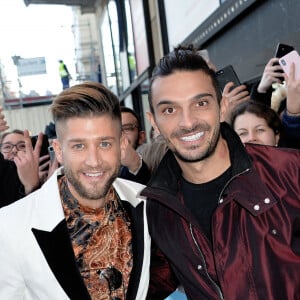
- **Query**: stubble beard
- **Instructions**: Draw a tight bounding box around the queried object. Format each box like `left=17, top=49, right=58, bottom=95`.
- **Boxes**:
left=64, top=165, right=120, bottom=201
left=169, top=122, right=221, bottom=163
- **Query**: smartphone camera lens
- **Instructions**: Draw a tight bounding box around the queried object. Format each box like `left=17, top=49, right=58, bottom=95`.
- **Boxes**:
left=280, top=59, right=286, bottom=66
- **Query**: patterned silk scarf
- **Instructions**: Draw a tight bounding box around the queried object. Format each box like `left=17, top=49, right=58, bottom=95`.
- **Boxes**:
left=59, top=176, right=133, bottom=300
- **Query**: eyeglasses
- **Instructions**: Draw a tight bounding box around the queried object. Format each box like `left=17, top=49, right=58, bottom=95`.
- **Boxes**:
left=0, top=142, right=26, bottom=153
left=121, top=124, right=139, bottom=133
left=97, top=266, right=123, bottom=300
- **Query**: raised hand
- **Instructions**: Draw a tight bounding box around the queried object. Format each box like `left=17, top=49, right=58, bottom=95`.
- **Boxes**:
left=0, top=107, right=9, bottom=132
left=221, top=82, right=250, bottom=123
left=14, top=131, right=41, bottom=195
left=285, top=62, right=300, bottom=116
left=257, top=58, right=284, bottom=93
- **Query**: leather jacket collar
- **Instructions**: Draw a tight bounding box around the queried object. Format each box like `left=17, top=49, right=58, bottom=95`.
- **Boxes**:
left=147, top=122, right=252, bottom=191
left=143, top=123, right=277, bottom=217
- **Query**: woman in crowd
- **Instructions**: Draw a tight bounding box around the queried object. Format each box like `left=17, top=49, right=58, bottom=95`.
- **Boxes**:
left=0, top=129, right=52, bottom=182
left=0, top=108, right=58, bottom=207
left=249, top=57, right=300, bottom=148
left=230, top=101, right=281, bottom=146
left=0, top=129, right=27, bottom=160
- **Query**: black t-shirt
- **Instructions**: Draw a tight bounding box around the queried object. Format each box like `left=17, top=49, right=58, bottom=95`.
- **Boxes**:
left=181, top=167, right=231, bottom=243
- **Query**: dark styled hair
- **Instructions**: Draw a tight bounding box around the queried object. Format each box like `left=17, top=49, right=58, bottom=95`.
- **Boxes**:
left=120, top=106, right=142, bottom=130
left=51, top=82, right=121, bottom=135
left=231, top=101, right=282, bottom=135
left=148, top=44, right=222, bottom=113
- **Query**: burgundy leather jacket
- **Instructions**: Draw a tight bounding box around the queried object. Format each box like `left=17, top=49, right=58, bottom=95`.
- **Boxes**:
left=142, top=123, right=300, bottom=300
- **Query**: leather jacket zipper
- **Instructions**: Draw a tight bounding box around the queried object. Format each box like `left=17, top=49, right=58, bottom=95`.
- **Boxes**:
left=218, top=168, right=250, bottom=200
left=189, top=223, right=224, bottom=300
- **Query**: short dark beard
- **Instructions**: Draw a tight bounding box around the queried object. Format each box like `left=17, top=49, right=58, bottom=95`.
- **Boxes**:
left=170, top=122, right=221, bottom=163
left=64, top=166, right=119, bottom=201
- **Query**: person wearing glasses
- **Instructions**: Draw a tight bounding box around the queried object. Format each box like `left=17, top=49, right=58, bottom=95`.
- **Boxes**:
left=0, top=129, right=26, bottom=160
left=119, top=106, right=151, bottom=184
left=0, top=110, right=42, bottom=207
left=0, top=113, right=25, bottom=207
left=0, top=83, right=151, bottom=299
left=0, top=128, right=54, bottom=185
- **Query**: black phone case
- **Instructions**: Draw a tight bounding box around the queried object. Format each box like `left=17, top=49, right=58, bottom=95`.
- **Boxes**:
left=274, top=43, right=294, bottom=82
left=216, top=65, right=241, bottom=93
left=275, top=43, right=294, bottom=58
left=31, top=134, right=49, bottom=158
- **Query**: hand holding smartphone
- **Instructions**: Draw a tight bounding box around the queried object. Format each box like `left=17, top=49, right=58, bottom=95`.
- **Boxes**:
left=31, top=134, right=50, bottom=158
left=215, top=65, right=241, bottom=93
left=279, top=50, right=300, bottom=80
left=31, top=134, right=50, bottom=172
left=274, top=43, right=294, bottom=82
left=275, top=43, right=294, bottom=59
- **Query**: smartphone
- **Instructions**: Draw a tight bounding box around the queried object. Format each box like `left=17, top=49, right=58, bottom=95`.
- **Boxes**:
left=274, top=43, right=294, bottom=58
left=31, top=134, right=50, bottom=158
left=274, top=43, right=294, bottom=82
left=279, top=50, right=300, bottom=80
left=215, top=65, right=241, bottom=93
left=31, top=134, right=50, bottom=172
left=48, top=145, right=56, bottom=162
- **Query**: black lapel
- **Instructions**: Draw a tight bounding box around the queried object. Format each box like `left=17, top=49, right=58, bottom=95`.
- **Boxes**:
left=32, top=220, right=91, bottom=300
left=122, top=201, right=144, bottom=299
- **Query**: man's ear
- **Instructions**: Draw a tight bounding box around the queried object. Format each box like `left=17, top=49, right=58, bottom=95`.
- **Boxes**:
left=138, top=130, right=146, bottom=145
left=120, top=134, right=129, bottom=160
left=52, top=139, right=63, bottom=165
left=147, top=112, right=160, bottom=135
left=220, top=96, right=229, bottom=123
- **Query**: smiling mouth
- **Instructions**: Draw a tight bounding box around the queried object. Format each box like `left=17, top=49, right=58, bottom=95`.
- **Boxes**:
left=84, top=172, right=103, bottom=177
left=180, top=132, right=204, bottom=142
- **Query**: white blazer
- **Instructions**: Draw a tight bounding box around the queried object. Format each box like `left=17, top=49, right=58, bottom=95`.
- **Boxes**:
left=0, top=168, right=151, bottom=299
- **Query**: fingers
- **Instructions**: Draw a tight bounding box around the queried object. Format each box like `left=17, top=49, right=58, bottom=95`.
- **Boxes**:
left=235, top=89, right=250, bottom=98
left=268, top=57, right=280, bottom=67
left=263, top=58, right=283, bottom=80
left=120, top=135, right=128, bottom=161
left=223, top=82, right=235, bottom=94
left=39, top=157, right=50, bottom=172
left=39, top=170, right=49, bottom=183
left=13, top=141, right=31, bottom=167
left=48, top=157, right=59, bottom=179
left=0, top=107, right=9, bottom=132
left=223, top=84, right=249, bottom=99
left=33, top=132, right=43, bottom=157
left=231, top=84, right=248, bottom=95
left=289, top=62, right=295, bottom=80
left=272, top=64, right=284, bottom=72
left=23, top=130, right=33, bottom=155
left=39, top=154, right=50, bottom=164
left=13, top=154, right=22, bottom=167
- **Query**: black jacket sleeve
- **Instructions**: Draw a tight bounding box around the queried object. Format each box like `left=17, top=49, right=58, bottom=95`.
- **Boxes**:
left=0, top=153, right=25, bottom=208
left=119, top=160, right=151, bottom=185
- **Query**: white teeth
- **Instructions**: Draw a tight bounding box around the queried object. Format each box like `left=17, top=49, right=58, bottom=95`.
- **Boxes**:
left=181, top=132, right=204, bottom=142
left=85, top=172, right=102, bottom=177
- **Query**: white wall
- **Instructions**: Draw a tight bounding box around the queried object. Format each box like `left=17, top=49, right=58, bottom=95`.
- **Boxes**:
left=164, top=0, right=220, bottom=49
left=3, top=105, right=53, bottom=136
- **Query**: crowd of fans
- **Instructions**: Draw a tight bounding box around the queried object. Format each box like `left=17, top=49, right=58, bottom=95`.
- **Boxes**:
left=0, top=44, right=299, bottom=300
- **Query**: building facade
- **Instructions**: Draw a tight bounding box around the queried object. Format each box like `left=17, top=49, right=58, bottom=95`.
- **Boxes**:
left=24, top=0, right=300, bottom=141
